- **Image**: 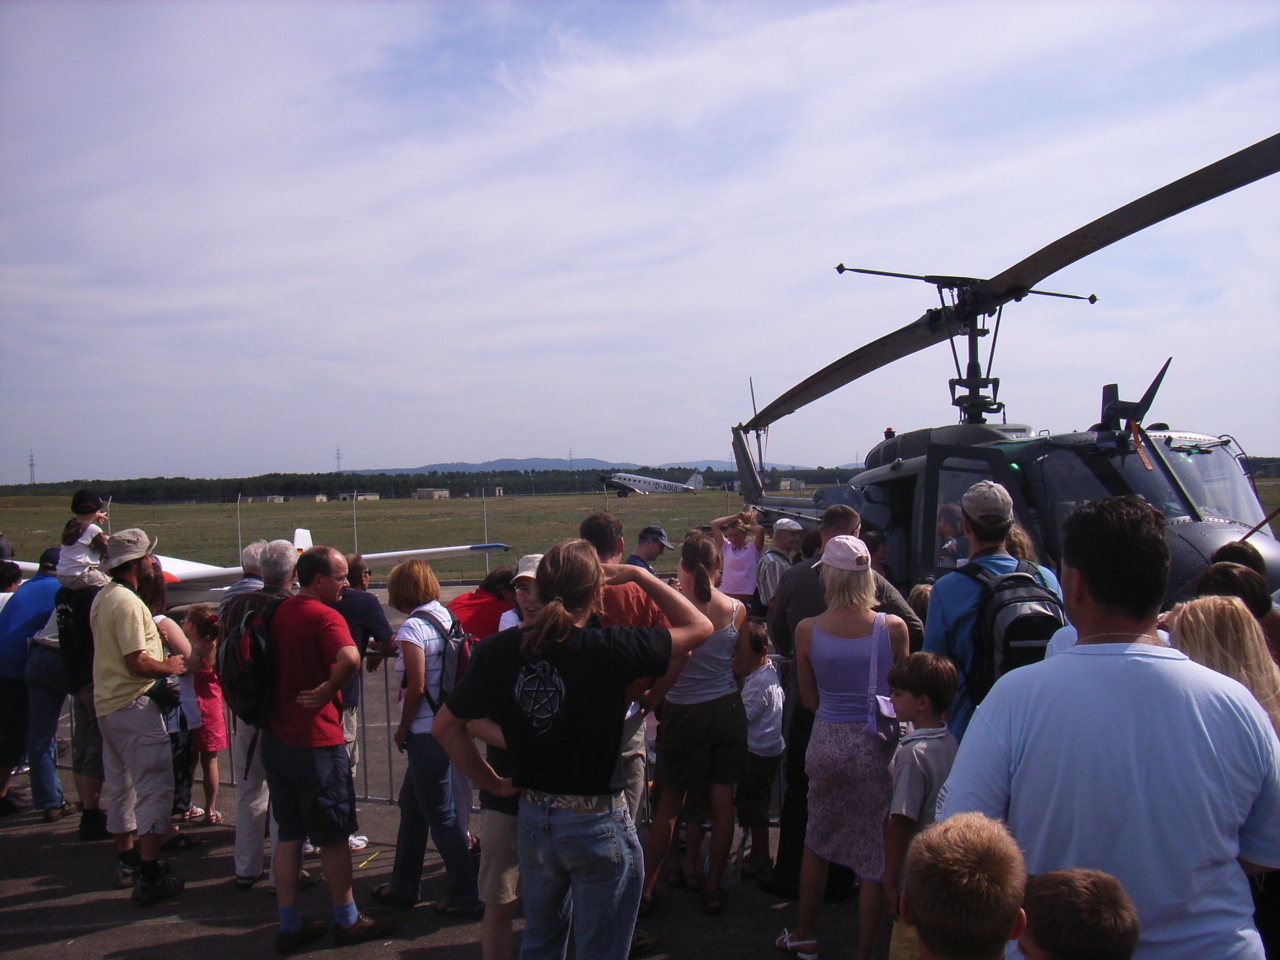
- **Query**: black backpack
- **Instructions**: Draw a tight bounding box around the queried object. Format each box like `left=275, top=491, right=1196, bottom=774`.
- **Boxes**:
left=217, top=596, right=286, bottom=772
left=957, top=559, right=1066, bottom=706
left=402, top=609, right=478, bottom=713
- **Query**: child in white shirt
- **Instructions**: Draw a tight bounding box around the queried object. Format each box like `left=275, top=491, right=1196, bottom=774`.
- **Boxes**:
left=733, top=621, right=785, bottom=877
left=56, top=489, right=110, bottom=590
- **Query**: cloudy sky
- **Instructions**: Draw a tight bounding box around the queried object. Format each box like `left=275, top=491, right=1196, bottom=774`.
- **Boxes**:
left=2, top=1, right=1277, bottom=484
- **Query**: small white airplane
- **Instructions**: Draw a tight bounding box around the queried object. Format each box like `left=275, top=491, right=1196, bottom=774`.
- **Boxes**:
left=599, top=472, right=704, bottom=497
left=14, top=528, right=511, bottom=606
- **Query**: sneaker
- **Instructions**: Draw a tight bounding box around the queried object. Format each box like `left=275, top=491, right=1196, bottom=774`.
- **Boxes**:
left=117, top=861, right=140, bottom=888
left=332, top=913, right=396, bottom=947
left=119, top=859, right=169, bottom=888
left=275, top=918, right=329, bottom=955
left=132, top=872, right=184, bottom=906
left=348, top=835, right=368, bottom=852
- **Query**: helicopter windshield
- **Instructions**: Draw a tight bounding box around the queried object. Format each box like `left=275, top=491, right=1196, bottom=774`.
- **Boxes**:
left=1037, top=446, right=1193, bottom=535
left=1156, top=437, right=1265, bottom=527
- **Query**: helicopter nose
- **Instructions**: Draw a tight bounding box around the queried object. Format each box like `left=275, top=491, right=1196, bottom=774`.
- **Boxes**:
left=1165, top=521, right=1280, bottom=600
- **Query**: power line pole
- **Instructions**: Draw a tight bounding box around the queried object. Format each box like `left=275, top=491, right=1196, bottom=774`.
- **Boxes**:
left=336, top=446, right=342, bottom=474
left=28, top=450, right=34, bottom=486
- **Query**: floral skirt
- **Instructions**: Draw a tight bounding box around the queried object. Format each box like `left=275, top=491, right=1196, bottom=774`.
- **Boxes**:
left=804, top=719, right=894, bottom=880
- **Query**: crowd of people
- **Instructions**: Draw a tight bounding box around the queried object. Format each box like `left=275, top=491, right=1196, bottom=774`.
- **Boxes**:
left=1, top=486, right=1279, bottom=960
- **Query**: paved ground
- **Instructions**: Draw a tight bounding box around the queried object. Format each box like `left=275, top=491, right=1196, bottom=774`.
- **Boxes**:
left=0, top=786, right=881, bottom=960
left=0, top=586, right=883, bottom=959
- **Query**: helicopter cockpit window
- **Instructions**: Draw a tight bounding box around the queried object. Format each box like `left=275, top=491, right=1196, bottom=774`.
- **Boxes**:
left=1038, top=448, right=1193, bottom=537
left=1159, top=439, right=1265, bottom=527
left=935, top=460, right=992, bottom=568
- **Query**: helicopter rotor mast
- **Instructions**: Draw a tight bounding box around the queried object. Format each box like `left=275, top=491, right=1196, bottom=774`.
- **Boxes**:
left=739, top=132, right=1280, bottom=436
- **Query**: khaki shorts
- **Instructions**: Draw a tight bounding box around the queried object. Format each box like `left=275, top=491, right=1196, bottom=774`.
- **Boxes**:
left=478, top=808, right=520, bottom=905
left=100, top=695, right=175, bottom=837
left=71, top=684, right=104, bottom=780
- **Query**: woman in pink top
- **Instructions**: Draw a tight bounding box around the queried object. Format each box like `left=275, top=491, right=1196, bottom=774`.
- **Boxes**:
left=710, top=511, right=765, bottom=607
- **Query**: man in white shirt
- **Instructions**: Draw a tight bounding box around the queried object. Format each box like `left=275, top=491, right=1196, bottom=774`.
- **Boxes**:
left=940, top=497, right=1280, bottom=960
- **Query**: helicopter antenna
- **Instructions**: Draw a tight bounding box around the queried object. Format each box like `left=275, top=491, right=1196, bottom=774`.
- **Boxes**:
left=749, top=377, right=766, bottom=470
left=1098, top=358, right=1173, bottom=430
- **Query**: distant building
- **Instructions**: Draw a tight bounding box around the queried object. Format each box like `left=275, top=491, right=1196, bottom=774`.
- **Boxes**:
left=265, top=495, right=285, bottom=503
left=338, top=492, right=381, bottom=501
left=413, top=488, right=450, bottom=500
left=292, top=494, right=328, bottom=502
left=779, top=478, right=804, bottom=491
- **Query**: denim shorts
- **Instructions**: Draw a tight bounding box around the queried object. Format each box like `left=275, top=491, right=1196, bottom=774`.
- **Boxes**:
left=260, top=729, right=357, bottom=847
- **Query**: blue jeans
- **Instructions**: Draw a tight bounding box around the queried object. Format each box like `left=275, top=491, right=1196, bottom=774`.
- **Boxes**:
left=391, top=732, right=481, bottom=909
left=24, top=646, right=68, bottom=810
left=517, top=798, right=643, bottom=960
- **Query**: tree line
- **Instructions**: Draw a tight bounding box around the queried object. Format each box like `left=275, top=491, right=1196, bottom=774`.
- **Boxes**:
left=1, top=465, right=860, bottom=504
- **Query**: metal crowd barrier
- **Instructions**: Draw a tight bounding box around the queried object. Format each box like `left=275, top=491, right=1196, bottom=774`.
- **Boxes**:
left=57, top=652, right=796, bottom=839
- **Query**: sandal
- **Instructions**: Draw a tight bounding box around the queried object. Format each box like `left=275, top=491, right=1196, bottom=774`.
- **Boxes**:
left=637, top=892, right=657, bottom=919
left=203, top=810, right=224, bottom=825
left=775, top=928, right=818, bottom=959
left=664, top=864, right=686, bottom=888
left=630, top=928, right=658, bottom=958
left=434, top=900, right=485, bottom=920
left=160, top=832, right=204, bottom=851
left=742, top=857, right=771, bottom=879
left=178, top=806, right=204, bottom=822
left=370, top=883, right=419, bottom=909
left=701, top=887, right=726, bottom=915
left=685, top=871, right=705, bottom=892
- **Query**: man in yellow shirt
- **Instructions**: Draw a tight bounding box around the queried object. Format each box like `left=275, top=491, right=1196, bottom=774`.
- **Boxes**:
left=89, top=528, right=187, bottom=905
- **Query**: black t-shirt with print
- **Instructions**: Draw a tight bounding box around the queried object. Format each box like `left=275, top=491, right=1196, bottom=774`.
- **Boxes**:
left=446, top=625, right=670, bottom=795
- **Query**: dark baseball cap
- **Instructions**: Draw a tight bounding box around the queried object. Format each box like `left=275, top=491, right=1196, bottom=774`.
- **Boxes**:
left=38, top=547, right=61, bottom=572
left=639, top=526, right=675, bottom=550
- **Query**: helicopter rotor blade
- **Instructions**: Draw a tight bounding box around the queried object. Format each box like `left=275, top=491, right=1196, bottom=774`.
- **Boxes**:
left=751, top=135, right=1279, bottom=432
left=967, top=132, right=1280, bottom=316
left=742, top=308, right=963, bottom=431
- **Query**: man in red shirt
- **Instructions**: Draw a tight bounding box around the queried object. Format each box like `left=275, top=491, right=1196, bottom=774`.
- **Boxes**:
left=446, top=564, right=516, bottom=640
left=261, top=546, right=395, bottom=953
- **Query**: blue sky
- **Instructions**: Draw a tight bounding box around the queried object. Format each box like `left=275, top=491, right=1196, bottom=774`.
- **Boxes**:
left=1, top=1, right=1277, bottom=483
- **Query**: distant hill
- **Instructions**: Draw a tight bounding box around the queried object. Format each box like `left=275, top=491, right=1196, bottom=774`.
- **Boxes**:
left=353, top=458, right=637, bottom=475
left=355, top=457, right=817, bottom=475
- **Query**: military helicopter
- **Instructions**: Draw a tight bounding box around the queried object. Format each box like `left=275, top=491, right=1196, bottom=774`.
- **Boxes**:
left=732, top=133, right=1280, bottom=600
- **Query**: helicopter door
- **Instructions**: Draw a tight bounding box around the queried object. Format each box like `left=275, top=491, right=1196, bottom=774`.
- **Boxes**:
left=921, top=445, right=1027, bottom=580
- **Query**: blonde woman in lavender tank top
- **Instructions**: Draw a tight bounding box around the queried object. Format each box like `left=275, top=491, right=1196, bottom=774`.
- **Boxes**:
left=776, top=535, right=909, bottom=960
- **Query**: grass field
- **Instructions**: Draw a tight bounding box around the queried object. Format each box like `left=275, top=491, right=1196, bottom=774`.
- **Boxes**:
left=0, top=489, right=746, bottom=580
left=5, top=481, right=1276, bottom=582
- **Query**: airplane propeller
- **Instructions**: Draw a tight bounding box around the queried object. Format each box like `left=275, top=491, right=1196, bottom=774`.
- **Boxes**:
left=743, top=132, right=1280, bottom=433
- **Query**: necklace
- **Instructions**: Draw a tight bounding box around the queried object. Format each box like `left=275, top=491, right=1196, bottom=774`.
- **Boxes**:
left=1078, top=631, right=1160, bottom=645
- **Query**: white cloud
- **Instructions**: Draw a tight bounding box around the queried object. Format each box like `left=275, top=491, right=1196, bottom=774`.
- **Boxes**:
left=1, top=0, right=1277, bottom=483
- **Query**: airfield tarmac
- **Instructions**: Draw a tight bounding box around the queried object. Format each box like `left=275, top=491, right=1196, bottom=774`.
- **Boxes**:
left=0, top=585, right=886, bottom=960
